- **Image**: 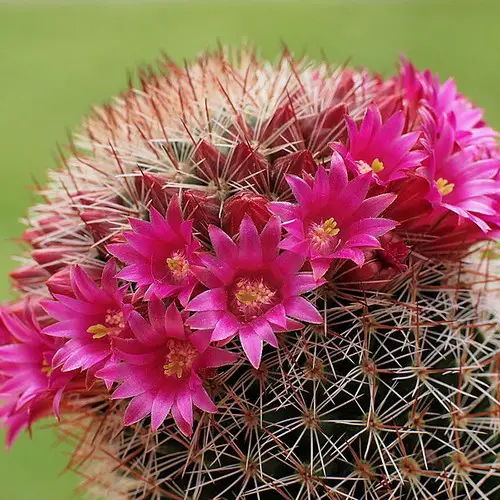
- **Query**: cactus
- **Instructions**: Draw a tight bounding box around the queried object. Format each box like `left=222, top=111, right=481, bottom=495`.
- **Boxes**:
left=1, top=47, right=499, bottom=499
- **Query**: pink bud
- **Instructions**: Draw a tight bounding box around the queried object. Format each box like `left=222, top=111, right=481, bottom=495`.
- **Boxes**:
left=271, top=150, right=317, bottom=195
left=10, top=263, right=49, bottom=292
left=228, top=143, right=270, bottom=188
left=261, top=104, right=304, bottom=155
left=299, top=103, right=346, bottom=156
left=182, top=190, right=221, bottom=236
left=378, top=233, right=411, bottom=272
left=133, top=171, right=176, bottom=213
left=341, top=232, right=410, bottom=290
left=46, top=267, right=74, bottom=297
left=32, top=246, right=89, bottom=275
left=385, top=174, right=433, bottom=228
left=372, top=79, right=406, bottom=124
left=194, top=140, right=226, bottom=182
left=22, top=215, right=72, bottom=249
left=80, top=208, right=122, bottom=245
left=1, top=297, right=47, bottom=326
left=222, top=191, right=271, bottom=237
left=46, top=265, right=101, bottom=297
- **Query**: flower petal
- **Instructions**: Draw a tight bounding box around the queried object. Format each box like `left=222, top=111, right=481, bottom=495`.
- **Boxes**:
left=240, top=326, right=263, bottom=369
left=187, top=288, right=227, bottom=312
left=283, top=297, right=322, bottom=324
left=124, top=392, right=154, bottom=426
left=151, top=388, right=175, bottom=430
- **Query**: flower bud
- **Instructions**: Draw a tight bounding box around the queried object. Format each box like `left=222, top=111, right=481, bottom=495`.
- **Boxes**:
left=22, top=214, right=72, bottom=249
left=228, top=143, right=270, bottom=188
left=271, top=150, right=317, bottom=196
left=10, top=263, right=49, bottom=293
left=32, top=246, right=91, bottom=275
left=222, top=191, right=271, bottom=237
left=182, top=190, right=221, bottom=237
left=194, top=140, right=226, bottom=183
left=46, top=265, right=101, bottom=297
left=80, top=208, right=122, bottom=245
left=133, top=172, right=172, bottom=213
left=299, top=103, right=346, bottom=156
left=341, top=232, right=410, bottom=290
left=261, top=104, right=303, bottom=155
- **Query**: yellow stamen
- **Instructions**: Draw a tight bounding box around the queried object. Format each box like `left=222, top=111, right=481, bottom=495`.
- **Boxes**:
left=87, top=309, right=125, bottom=339
left=371, top=158, right=385, bottom=173
left=436, top=177, right=455, bottom=196
left=166, top=252, right=190, bottom=281
left=235, top=289, right=259, bottom=305
left=163, top=339, right=198, bottom=378
left=357, top=159, right=385, bottom=174
left=235, top=280, right=275, bottom=310
left=87, top=324, right=110, bottom=339
left=321, top=217, right=340, bottom=237
left=41, top=359, right=53, bottom=377
left=309, top=217, right=341, bottom=251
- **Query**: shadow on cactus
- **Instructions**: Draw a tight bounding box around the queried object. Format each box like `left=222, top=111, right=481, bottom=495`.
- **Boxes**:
left=1, top=46, right=499, bottom=499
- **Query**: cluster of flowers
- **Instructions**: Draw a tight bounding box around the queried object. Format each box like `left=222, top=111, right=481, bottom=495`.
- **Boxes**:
left=1, top=57, right=499, bottom=446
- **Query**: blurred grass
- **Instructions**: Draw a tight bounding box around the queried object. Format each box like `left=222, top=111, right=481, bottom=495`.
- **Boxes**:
left=1, top=0, right=499, bottom=498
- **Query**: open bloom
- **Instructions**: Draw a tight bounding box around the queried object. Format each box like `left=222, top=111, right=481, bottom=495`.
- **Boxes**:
left=42, top=260, right=132, bottom=374
left=269, top=153, right=397, bottom=278
left=186, top=216, right=323, bottom=368
left=399, top=57, right=498, bottom=151
left=96, top=299, right=236, bottom=436
left=420, top=110, right=500, bottom=232
left=108, top=196, right=200, bottom=305
left=0, top=305, right=77, bottom=446
left=332, top=105, right=425, bottom=184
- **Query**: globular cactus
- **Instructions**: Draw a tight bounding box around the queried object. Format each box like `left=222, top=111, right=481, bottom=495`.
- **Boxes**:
left=1, top=47, right=499, bottom=500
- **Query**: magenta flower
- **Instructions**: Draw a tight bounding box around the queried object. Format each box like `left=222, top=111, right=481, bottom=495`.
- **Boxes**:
left=399, top=57, right=498, bottom=151
left=420, top=110, right=500, bottom=232
left=42, top=260, right=132, bottom=374
left=108, top=196, right=200, bottom=305
left=269, top=153, right=398, bottom=279
left=186, top=216, right=323, bottom=369
left=332, top=105, right=425, bottom=185
left=96, top=299, right=236, bottom=436
left=0, top=306, right=77, bottom=447
left=0, top=314, right=10, bottom=346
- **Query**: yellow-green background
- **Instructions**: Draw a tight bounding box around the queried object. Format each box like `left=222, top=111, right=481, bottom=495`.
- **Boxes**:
left=1, top=1, right=499, bottom=498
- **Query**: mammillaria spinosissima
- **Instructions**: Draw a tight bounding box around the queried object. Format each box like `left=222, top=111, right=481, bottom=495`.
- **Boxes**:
left=1, top=46, right=499, bottom=499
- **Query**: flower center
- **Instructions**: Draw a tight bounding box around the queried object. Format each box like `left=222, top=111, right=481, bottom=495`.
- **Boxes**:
left=163, top=339, right=198, bottom=378
left=87, top=309, right=125, bottom=339
left=436, top=177, right=455, bottom=196
left=309, top=218, right=340, bottom=252
left=234, top=278, right=275, bottom=317
left=41, top=359, right=53, bottom=377
left=166, top=251, right=190, bottom=282
left=357, top=158, right=384, bottom=174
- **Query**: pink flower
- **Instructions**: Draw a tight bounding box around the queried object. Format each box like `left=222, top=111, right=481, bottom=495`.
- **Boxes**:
left=0, top=314, right=11, bottom=346
left=420, top=110, right=500, bottom=232
left=399, top=57, right=498, bottom=151
left=269, top=153, right=398, bottom=279
left=332, top=105, right=425, bottom=184
left=0, top=399, right=52, bottom=448
left=96, top=299, right=236, bottom=436
left=0, top=305, right=77, bottom=447
left=42, top=260, right=132, bottom=374
left=186, top=216, right=323, bottom=369
left=108, top=196, right=200, bottom=305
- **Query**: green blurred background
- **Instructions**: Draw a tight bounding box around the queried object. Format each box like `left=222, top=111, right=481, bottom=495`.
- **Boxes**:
left=1, top=0, right=499, bottom=498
